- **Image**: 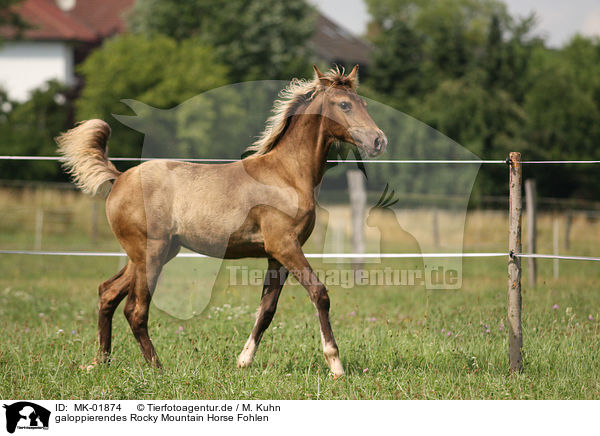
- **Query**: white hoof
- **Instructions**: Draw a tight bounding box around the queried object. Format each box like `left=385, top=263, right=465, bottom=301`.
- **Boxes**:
left=324, top=346, right=344, bottom=378
left=237, top=337, right=256, bottom=368
left=236, top=352, right=254, bottom=368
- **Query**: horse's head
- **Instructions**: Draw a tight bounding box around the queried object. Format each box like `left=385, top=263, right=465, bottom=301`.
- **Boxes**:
left=312, top=65, right=387, bottom=157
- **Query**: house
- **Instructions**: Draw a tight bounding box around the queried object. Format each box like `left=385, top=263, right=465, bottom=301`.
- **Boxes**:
left=310, top=13, right=371, bottom=70
left=0, top=0, right=371, bottom=102
left=0, top=0, right=134, bottom=101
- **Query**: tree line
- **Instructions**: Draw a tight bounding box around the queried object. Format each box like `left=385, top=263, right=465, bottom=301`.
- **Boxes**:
left=0, top=0, right=598, bottom=204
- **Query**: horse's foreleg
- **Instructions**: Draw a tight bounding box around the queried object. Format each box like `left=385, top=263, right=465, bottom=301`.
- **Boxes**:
left=97, top=262, right=132, bottom=363
left=237, top=258, right=288, bottom=368
left=269, top=239, right=344, bottom=378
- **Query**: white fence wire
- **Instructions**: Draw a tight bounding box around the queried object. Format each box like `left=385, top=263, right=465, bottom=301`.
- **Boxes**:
left=1, top=250, right=599, bottom=261
left=1, top=155, right=598, bottom=263
left=2, top=156, right=600, bottom=164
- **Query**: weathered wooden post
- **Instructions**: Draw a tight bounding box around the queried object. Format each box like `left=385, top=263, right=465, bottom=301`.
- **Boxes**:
left=553, top=217, right=559, bottom=279
left=564, top=214, right=572, bottom=250
left=432, top=208, right=440, bottom=248
left=347, top=170, right=366, bottom=269
left=508, top=152, right=523, bottom=373
left=34, top=207, right=44, bottom=251
left=525, top=179, right=537, bottom=286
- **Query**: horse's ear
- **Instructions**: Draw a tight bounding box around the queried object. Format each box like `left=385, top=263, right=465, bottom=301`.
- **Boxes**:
left=346, top=64, right=359, bottom=88
left=313, top=64, right=331, bottom=86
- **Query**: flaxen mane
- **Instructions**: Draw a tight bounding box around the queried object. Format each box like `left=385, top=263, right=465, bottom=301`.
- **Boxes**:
left=247, top=66, right=358, bottom=156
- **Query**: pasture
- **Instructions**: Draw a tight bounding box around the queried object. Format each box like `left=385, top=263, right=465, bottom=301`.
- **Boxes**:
left=1, top=186, right=599, bottom=399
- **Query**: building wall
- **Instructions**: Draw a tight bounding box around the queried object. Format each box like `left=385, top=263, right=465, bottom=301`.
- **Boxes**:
left=0, top=41, right=74, bottom=102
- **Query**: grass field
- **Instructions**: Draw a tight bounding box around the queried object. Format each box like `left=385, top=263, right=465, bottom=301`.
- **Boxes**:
left=1, top=186, right=599, bottom=399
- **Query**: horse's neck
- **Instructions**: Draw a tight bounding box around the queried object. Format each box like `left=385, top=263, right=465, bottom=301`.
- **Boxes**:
left=268, top=114, right=332, bottom=192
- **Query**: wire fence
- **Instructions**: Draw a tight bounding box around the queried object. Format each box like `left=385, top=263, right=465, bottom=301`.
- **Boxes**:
left=2, top=156, right=600, bottom=164
left=1, top=250, right=599, bottom=262
left=2, top=152, right=599, bottom=373
left=1, top=154, right=598, bottom=264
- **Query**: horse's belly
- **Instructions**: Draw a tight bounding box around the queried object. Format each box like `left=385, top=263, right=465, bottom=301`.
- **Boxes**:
left=175, top=211, right=264, bottom=259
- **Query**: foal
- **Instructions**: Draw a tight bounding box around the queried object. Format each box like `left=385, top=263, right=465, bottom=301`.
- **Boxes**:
left=57, top=65, right=387, bottom=378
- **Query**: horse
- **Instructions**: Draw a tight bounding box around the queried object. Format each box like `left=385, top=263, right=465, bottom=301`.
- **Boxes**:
left=56, top=65, right=387, bottom=378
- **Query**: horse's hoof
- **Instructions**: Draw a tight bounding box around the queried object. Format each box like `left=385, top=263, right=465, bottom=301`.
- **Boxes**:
left=330, top=371, right=345, bottom=381
left=237, top=348, right=255, bottom=368
left=78, top=363, right=96, bottom=372
left=236, top=357, right=252, bottom=368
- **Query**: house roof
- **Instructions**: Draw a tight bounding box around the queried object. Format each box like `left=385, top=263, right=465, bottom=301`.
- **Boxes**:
left=2, top=0, right=371, bottom=65
left=1, top=0, right=134, bottom=42
left=310, top=14, right=372, bottom=66
left=68, top=0, right=134, bottom=38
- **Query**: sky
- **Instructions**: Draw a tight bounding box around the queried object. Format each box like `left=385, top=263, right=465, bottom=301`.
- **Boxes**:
left=312, top=0, right=600, bottom=47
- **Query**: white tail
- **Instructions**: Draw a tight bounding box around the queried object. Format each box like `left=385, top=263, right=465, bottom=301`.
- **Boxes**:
left=56, top=119, right=121, bottom=196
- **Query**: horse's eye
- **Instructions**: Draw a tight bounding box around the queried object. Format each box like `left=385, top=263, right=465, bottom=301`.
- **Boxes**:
left=339, top=101, right=352, bottom=111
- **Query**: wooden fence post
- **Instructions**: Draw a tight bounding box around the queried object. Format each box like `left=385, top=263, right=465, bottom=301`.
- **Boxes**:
left=553, top=217, right=560, bottom=279
left=432, top=208, right=440, bottom=248
left=347, top=170, right=366, bottom=269
left=34, top=207, right=44, bottom=251
left=564, top=214, right=572, bottom=250
left=508, top=152, right=523, bottom=373
left=525, top=179, right=537, bottom=286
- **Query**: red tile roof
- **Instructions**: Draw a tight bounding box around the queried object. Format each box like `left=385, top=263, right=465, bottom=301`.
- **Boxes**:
left=1, top=0, right=134, bottom=41
left=2, top=1, right=371, bottom=66
left=69, top=0, right=135, bottom=38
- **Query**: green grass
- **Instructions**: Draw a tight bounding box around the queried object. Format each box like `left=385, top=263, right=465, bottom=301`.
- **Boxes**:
left=1, top=253, right=599, bottom=400
left=1, top=186, right=599, bottom=399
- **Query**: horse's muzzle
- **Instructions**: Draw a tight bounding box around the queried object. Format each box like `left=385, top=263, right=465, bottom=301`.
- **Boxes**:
left=349, top=127, right=387, bottom=158
left=373, top=131, right=388, bottom=155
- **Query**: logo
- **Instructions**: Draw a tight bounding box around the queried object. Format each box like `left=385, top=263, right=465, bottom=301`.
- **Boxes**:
left=2, top=402, right=50, bottom=434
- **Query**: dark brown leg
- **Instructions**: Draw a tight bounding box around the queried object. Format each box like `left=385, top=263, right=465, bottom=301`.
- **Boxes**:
left=269, top=239, right=344, bottom=378
left=237, top=258, right=288, bottom=368
left=97, top=262, right=132, bottom=362
left=123, top=262, right=162, bottom=367
left=122, top=239, right=180, bottom=368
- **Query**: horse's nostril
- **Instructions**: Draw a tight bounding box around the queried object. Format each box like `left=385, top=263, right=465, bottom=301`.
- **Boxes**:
left=374, top=137, right=381, bottom=151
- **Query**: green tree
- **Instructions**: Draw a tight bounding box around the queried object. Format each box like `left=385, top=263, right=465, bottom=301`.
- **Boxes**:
left=0, top=0, right=28, bottom=41
left=366, top=0, right=509, bottom=81
left=76, top=34, right=229, bottom=158
left=480, top=13, right=540, bottom=102
left=127, top=0, right=316, bottom=82
left=368, top=18, right=425, bottom=105
left=0, top=81, right=71, bottom=181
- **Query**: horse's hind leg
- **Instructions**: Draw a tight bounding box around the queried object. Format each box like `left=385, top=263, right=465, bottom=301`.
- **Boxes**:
left=97, top=262, right=133, bottom=363
left=237, top=259, right=288, bottom=368
left=123, top=239, right=180, bottom=368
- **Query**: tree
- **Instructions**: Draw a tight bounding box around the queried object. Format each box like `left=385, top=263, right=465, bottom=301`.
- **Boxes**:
left=0, top=81, right=71, bottom=181
left=522, top=38, right=600, bottom=198
left=480, top=13, right=540, bottom=103
left=76, top=34, right=229, bottom=158
left=365, top=0, right=512, bottom=107
left=0, top=0, right=28, bottom=42
left=368, top=18, right=425, bottom=104
left=127, top=0, right=316, bottom=82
